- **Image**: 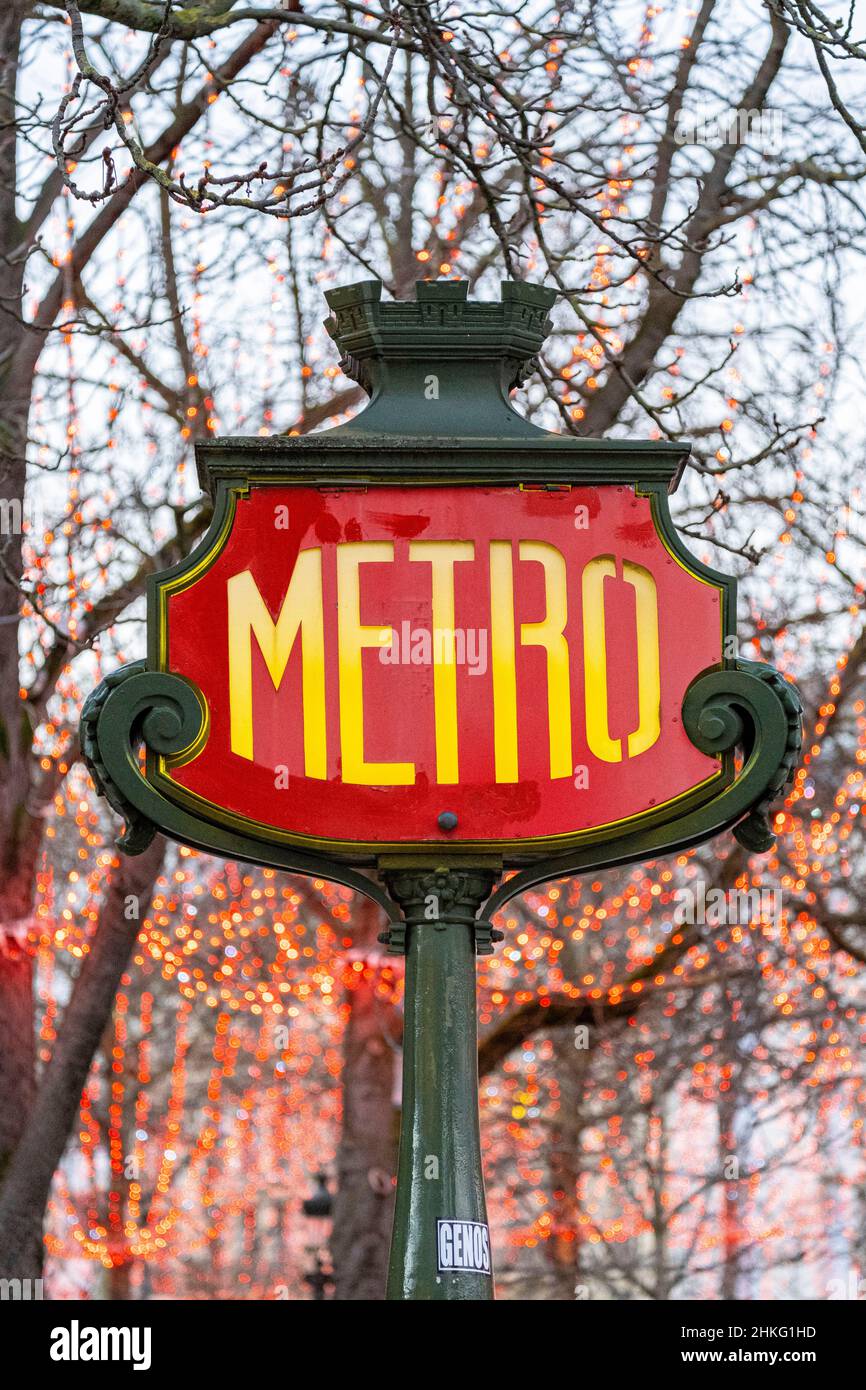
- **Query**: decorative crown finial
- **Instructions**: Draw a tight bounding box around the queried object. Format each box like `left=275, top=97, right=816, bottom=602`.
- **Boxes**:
left=323, top=278, right=557, bottom=397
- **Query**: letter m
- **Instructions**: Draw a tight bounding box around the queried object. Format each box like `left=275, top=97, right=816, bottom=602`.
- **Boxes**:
left=227, top=552, right=326, bottom=776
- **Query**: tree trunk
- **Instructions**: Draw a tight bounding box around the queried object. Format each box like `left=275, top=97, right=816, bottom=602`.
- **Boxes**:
left=107, top=1260, right=133, bottom=1301
left=545, top=1031, right=591, bottom=1299
left=0, top=939, right=37, bottom=1275
left=0, top=837, right=165, bottom=1278
left=330, top=896, right=399, bottom=1300
left=0, top=9, right=39, bottom=1250
left=718, top=1022, right=741, bottom=1301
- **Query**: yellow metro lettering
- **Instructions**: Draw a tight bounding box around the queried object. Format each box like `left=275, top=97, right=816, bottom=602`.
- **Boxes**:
left=491, top=539, right=574, bottom=783
left=623, top=560, right=661, bottom=758
left=489, top=540, right=518, bottom=783
left=226, top=539, right=662, bottom=787
left=518, top=540, right=573, bottom=779
left=337, top=542, right=415, bottom=786
left=582, top=555, right=661, bottom=763
left=227, top=555, right=326, bottom=776
left=408, top=540, right=475, bottom=784
left=582, top=555, right=619, bottom=762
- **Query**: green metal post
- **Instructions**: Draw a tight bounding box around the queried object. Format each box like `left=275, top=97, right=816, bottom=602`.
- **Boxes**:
left=382, top=867, right=499, bottom=1300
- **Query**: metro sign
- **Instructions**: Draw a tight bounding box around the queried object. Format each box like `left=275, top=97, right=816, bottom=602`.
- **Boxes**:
left=83, top=278, right=800, bottom=1304
left=149, top=475, right=731, bottom=860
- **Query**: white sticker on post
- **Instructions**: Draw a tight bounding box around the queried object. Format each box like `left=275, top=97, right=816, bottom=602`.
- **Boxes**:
left=437, top=1219, right=492, bottom=1275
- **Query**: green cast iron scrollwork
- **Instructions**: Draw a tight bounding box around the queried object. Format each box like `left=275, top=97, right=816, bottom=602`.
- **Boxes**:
left=683, top=658, right=803, bottom=853
left=80, top=659, right=185, bottom=854
left=82, top=656, right=802, bottom=929
left=80, top=660, right=400, bottom=919
left=730, top=659, right=802, bottom=852
left=482, top=659, right=803, bottom=920
left=377, top=866, right=504, bottom=957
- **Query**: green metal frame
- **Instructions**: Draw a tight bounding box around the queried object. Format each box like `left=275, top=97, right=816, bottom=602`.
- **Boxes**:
left=79, top=279, right=803, bottom=1302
